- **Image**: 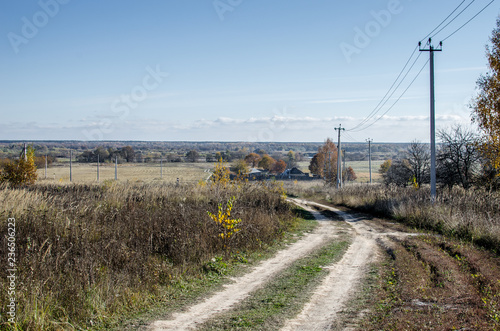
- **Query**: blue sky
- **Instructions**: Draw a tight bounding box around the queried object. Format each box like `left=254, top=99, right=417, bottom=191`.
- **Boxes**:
left=0, top=0, right=499, bottom=142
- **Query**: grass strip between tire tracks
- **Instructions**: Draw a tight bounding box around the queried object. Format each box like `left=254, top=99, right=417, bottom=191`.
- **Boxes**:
left=199, top=234, right=351, bottom=330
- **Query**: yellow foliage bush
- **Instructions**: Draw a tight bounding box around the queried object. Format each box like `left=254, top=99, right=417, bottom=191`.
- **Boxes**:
left=1, top=145, right=38, bottom=186
left=207, top=196, right=242, bottom=248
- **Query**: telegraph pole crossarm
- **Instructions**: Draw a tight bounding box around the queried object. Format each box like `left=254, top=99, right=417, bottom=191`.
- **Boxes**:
left=419, top=38, right=442, bottom=202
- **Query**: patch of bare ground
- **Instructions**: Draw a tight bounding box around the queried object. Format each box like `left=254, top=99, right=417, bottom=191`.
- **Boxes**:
left=359, top=235, right=500, bottom=330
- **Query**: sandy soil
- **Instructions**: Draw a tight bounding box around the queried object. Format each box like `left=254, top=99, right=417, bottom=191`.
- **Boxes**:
left=149, top=200, right=343, bottom=331
left=281, top=200, right=407, bottom=330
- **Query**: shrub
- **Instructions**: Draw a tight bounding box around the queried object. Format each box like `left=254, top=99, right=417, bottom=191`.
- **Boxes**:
left=0, top=145, right=37, bottom=186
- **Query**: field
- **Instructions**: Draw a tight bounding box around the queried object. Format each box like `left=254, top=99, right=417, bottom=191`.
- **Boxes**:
left=37, top=162, right=211, bottom=184
left=0, top=180, right=296, bottom=330
left=38, top=160, right=383, bottom=185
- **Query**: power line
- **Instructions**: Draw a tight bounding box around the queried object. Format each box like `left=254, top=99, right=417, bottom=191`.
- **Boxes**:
left=347, top=0, right=493, bottom=134
left=430, top=0, right=477, bottom=39
left=348, top=51, right=423, bottom=132
left=343, top=131, right=360, bottom=143
left=348, top=46, right=419, bottom=131
left=441, top=0, right=495, bottom=42
left=350, top=58, right=429, bottom=132
left=420, top=0, right=468, bottom=42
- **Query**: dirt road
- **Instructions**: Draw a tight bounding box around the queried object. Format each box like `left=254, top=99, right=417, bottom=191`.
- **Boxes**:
left=149, top=199, right=414, bottom=330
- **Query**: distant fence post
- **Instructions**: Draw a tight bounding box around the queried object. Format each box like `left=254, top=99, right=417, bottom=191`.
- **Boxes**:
left=45, top=155, right=47, bottom=179
left=97, top=154, right=100, bottom=182
left=70, top=150, right=73, bottom=182
left=115, top=156, right=118, bottom=181
left=160, top=158, right=163, bottom=179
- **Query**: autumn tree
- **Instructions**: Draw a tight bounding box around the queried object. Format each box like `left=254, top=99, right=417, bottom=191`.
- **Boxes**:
left=258, top=154, right=275, bottom=171
left=244, top=153, right=261, bottom=168
left=271, top=159, right=287, bottom=174
left=471, top=17, right=500, bottom=171
left=232, top=159, right=249, bottom=175
left=1, top=145, right=38, bottom=186
left=379, top=159, right=392, bottom=175
left=286, top=150, right=297, bottom=168
left=308, top=138, right=338, bottom=185
left=344, top=166, right=357, bottom=182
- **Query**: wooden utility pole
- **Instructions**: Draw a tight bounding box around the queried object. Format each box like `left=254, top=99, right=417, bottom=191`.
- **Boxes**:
left=45, top=155, right=48, bottom=179
left=334, top=125, right=345, bottom=188
left=115, top=155, right=118, bottom=181
left=419, top=38, right=442, bottom=201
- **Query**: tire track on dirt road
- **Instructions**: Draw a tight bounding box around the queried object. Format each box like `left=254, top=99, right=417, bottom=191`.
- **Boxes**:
left=282, top=199, right=416, bottom=331
left=149, top=202, right=345, bottom=331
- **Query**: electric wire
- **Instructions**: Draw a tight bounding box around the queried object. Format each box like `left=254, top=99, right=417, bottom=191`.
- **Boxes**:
left=347, top=0, right=493, bottom=134
left=350, top=58, right=430, bottom=132
left=348, top=50, right=422, bottom=132
left=348, top=46, right=418, bottom=131
left=441, top=0, right=495, bottom=42
left=420, top=0, right=468, bottom=43
left=430, top=0, right=477, bottom=39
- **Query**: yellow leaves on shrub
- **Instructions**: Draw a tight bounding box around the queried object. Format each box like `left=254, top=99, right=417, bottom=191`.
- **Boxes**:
left=210, top=158, right=231, bottom=187
left=207, top=196, right=242, bottom=244
left=1, top=145, right=38, bottom=186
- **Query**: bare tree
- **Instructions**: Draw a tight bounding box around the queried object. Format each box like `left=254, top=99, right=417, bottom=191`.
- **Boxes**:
left=437, top=126, right=480, bottom=190
left=383, top=159, right=412, bottom=187
left=406, top=140, right=430, bottom=188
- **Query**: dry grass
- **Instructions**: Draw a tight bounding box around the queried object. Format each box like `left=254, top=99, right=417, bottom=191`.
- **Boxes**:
left=37, top=162, right=211, bottom=184
left=325, top=184, right=500, bottom=253
left=0, top=180, right=294, bottom=330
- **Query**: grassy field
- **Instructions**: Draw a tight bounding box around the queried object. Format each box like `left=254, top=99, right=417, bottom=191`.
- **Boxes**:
left=38, top=160, right=383, bottom=185
left=0, top=180, right=296, bottom=330
left=37, top=162, right=212, bottom=183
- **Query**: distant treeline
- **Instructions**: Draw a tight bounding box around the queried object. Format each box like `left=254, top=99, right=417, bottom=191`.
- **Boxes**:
left=0, top=141, right=412, bottom=163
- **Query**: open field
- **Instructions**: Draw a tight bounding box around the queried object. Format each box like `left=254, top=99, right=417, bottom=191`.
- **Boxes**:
left=0, top=181, right=296, bottom=330
left=37, top=159, right=384, bottom=185
left=37, top=162, right=212, bottom=184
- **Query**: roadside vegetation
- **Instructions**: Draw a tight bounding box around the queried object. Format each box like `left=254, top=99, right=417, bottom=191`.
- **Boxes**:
left=0, top=178, right=300, bottom=330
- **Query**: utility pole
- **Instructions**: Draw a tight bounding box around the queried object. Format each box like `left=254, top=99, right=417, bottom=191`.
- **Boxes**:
left=366, top=138, right=373, bottom=184
left=115, top=155, right=118, bottom=181
left=23, top=143, right=27, bottom=161
left=97, top=154, right=100, bottom=182
left=45, top=155, right=48, bottom=179
left=69, top=150, right=73, bottom=182
left=160, top=158, right=163, bottom=179
left=334, top=124, right=345, bottom=189
left=342, top=149, right=346, bottom=185
left=419, top=38, right=442, bottom=201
